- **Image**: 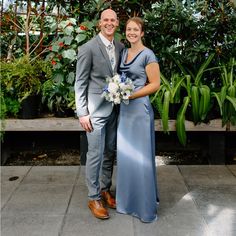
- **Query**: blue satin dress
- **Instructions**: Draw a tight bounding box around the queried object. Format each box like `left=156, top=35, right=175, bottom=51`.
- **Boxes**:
left=116, top=48, right=159, bottom=223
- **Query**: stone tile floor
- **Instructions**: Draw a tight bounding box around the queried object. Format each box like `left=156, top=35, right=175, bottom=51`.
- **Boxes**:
left=1, top=165, right=236, bottom=236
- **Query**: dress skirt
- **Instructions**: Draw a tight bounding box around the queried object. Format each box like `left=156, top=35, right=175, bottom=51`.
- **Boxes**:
left=116, top=96, right=159, bottom=223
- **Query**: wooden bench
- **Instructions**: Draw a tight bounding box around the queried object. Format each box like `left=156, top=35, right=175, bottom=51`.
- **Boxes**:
left=2, top=118, right=230, bottom=132
left=1, top=118, right=235, bottom=164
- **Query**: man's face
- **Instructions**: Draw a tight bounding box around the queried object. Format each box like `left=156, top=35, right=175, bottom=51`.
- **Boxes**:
left=99, top=9, right=119, bottom=39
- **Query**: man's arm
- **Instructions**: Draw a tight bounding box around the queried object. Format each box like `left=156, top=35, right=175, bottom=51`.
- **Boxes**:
left=74, top=44, right=93, bottom=132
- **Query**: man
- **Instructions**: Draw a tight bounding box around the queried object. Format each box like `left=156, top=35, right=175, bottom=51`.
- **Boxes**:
left=74, top=9, right=124, bottom=219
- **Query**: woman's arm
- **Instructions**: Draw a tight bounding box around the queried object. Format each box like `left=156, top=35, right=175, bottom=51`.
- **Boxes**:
left=129, top=62, right=160, bottom=99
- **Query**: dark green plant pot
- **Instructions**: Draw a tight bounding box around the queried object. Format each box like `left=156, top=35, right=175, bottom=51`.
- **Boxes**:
left=19, top=95, right=40, bottom=119
left=169, top=103, right=181, bottom=120
left=54, top=108, right=74, bottom=118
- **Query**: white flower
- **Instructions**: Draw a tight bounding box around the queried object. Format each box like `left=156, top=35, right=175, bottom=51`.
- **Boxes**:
left=102, top=73, right=134, bottom=105
left=119, top=82, right=128, bottom=91
left=122, top=90, right=132, bottom=100
left=108, top=82, right=119, bottom=93
left=113, top=95, right=121, bottom=104
left=113, top=74, right=121, bottom=83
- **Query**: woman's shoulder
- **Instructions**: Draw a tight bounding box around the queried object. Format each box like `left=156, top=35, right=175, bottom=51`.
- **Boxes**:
left=144, top=47, right=160, bottom=61
left=142, top=47, right=159, bottom=64
left=143, top=47, right=156, bottom=56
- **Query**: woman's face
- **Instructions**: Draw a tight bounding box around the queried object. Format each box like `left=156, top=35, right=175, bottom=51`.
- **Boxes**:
left=125, top=21, right=144, bottom=44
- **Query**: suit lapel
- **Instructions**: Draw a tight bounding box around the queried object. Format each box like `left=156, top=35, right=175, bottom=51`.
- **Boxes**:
left=96, top=36, right=113, bottom=74
left=114, top=40, right=120, bottom=72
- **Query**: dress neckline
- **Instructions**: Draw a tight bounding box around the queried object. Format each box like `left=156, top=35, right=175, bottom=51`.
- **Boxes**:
left=124, top=48, right=146, bottom=65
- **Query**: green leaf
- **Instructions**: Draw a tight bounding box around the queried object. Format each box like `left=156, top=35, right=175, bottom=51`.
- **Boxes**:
left=67, top=18, right=77, bottom=25
left=220, top=86, right=227, bottom=103
left=59, top=21, right=67, bottom=29
left=67, top=72, right=75, bottom=84
left=228, top=85, right=235, bottom=98
left=150, top=85, right=163, bottom=103
left=184, top=75, right=191, bottom=97
left=64, top=36, right=74, bottom=45
left=155, top=95, right=163, bottom=119
left=50, top=23, right=57, bottom=32
left=81, top=21, right=95, bottom=30
left=64, top=26, right=74, bottom=36
left=53, top=73, right=64, bottom=84
left=191, top=86, right=199, bottom=124
left=160, top=73, right=171, bottom=91
left=52, top=45, right=60, bottom=52
left=54, top=62, right=62, bottom=70
left=176, top=97, right=190, bottom=146
left=226, top=96, right=236, bottom=112
left=199, top=85, right=211, bottom=120
left=162, top=90, right=170, bottom=132
left=212, top=92, right=223, bottom=115
left=75, top=34, right=87, bottom=44
left=171, top=75, right=185, bottom=103
left=195, top=53, right=215, bottom=85
left=62, top=49, right=76, bottom=61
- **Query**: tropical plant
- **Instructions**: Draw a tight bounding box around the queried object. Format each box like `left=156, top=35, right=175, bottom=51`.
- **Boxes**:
left=43, top=17, right=97, bottom=114
left=151, top=72, right=185, bottom=132
left=144, top=0, right=236, bottom=78
left=41, top=78, right=74, bottom=117
left=0, top=56, right=52, bottom=117
left=212, top=58, right=236, bottom=126
left=0, top=60, right=21, bottom=118
left=175, top=54, right=216, bottom=145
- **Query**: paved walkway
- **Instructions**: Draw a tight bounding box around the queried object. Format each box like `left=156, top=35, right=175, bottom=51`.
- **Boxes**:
left=1, top=165, right=236, bottom=236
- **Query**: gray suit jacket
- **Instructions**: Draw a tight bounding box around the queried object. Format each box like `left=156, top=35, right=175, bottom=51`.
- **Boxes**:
left=75, top=35, right=124, bottom=118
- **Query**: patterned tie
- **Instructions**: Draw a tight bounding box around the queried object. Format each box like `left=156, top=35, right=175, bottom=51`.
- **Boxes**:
left=107, top=43, right=115, bottom=70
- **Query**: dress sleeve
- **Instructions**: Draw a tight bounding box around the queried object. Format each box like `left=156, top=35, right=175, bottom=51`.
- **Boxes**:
left=144, top=49, right=159, bottom=66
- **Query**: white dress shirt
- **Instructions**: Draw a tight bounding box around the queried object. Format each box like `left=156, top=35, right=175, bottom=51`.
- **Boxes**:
left=99, top=32, right=116, bottom=70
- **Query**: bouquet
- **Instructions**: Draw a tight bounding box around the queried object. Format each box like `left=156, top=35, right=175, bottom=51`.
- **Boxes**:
left=102, top=72, right=134, bottom=105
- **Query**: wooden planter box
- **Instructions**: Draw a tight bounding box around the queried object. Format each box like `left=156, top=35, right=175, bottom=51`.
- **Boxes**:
left=2, top=118, right=233, bottom=132
left=1, top=118, right=235, bottom=165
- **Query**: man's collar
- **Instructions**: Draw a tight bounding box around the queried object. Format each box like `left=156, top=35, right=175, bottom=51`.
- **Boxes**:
left=99, top=32, right=114, bottom=47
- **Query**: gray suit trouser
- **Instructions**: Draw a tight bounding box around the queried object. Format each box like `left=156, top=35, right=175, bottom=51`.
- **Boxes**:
left=86, top=109, right=117, bottom=200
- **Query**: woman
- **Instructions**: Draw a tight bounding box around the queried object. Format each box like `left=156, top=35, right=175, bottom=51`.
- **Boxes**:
left=116, top=17, right=161, bottom=223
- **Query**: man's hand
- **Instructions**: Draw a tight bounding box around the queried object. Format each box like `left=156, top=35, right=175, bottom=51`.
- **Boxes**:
left=79, top=115, right=93, bottom=132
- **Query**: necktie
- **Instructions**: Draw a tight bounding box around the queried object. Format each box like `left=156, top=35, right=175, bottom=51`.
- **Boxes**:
left=107, top=43, right=115, bottom=70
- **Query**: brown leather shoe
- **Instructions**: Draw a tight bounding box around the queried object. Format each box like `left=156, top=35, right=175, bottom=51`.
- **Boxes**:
left=88, top=200, right=109, bottom=219
left=101, top=191, right=116, bottom=209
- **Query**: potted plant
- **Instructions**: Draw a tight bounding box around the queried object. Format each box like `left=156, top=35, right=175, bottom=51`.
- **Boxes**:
left=151, top=72, right=185, bottom=132
left=41, top=78, right=74, bottom=117
left=42, top=18, right=97, bottom=118
left=174, top=54, right=215, bottom=146
left=0, top=56, right=52, bottom=118
left=212, top=57, right=236, bottom=127
left=0, top=61, right=21, bottom=118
